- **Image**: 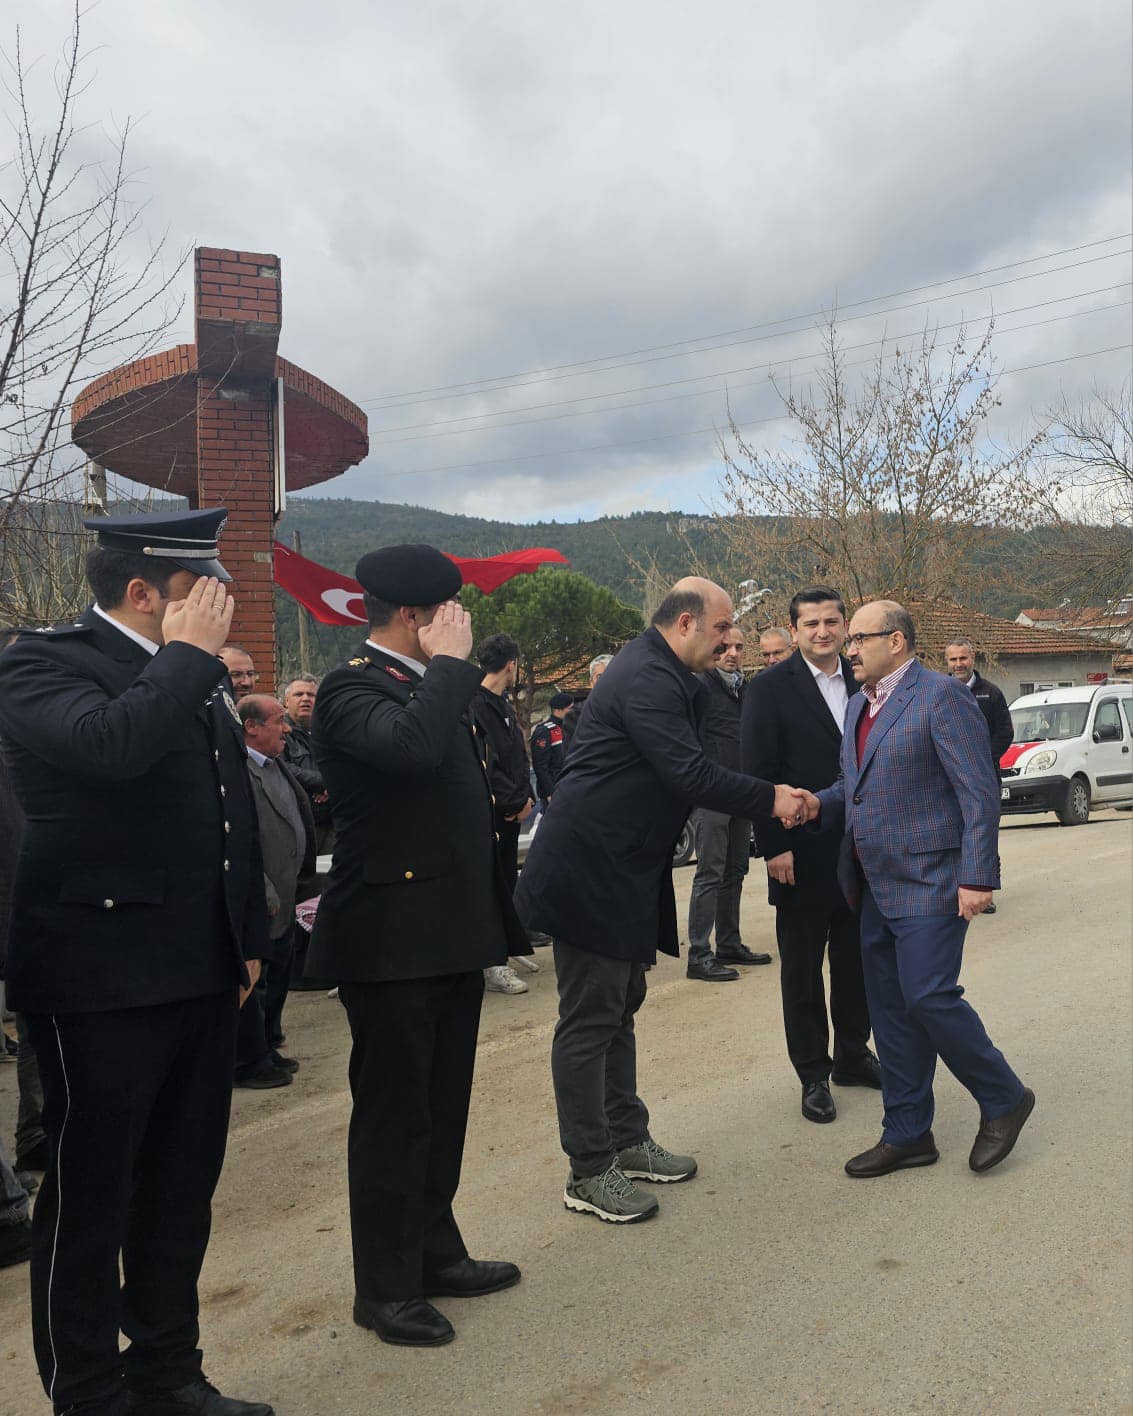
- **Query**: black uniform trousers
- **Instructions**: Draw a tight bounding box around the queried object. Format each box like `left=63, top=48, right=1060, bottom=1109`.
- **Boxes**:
left=338, top=971, right=484, bottom=1302
left=493, top=808, right=522, bottom=895
left=25, top=992, right=238, bottom=1416
left=774, top=889, right=872, bottom=1084
left=233, top=937, right=293, bottom=1074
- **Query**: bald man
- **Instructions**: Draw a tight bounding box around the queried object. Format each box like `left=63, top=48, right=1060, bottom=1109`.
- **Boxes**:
left=515, top=578, right=810, bottom=1224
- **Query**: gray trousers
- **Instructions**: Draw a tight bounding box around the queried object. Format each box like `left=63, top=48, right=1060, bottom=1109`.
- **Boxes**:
left=0, top=1133, right=29, bottom=1225
left=687, top=809, right=750, bottom=960
left=550, top=940, right=651, bottom=1178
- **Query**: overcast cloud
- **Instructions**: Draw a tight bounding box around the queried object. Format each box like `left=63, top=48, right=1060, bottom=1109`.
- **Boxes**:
left=12, top=0, right=1133, bottom=520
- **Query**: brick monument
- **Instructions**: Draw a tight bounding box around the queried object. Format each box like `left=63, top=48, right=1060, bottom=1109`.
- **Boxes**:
left=70, top=247, right=368, bottom=690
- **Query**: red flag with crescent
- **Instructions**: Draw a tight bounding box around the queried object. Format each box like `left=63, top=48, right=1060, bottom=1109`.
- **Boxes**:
left=272, top=542, right=569, bottom=626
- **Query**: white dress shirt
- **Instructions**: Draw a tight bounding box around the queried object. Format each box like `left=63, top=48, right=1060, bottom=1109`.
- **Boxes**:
left=806, top=655, right=849, bottom=733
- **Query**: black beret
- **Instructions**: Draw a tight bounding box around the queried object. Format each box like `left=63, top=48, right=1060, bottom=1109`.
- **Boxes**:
left=355, top=544, right=463, bottom=606
left=549, top=690, right=573, bottom=709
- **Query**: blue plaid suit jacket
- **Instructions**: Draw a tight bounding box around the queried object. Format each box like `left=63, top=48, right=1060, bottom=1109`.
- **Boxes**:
left=816, top=659, right=1001, bottom=917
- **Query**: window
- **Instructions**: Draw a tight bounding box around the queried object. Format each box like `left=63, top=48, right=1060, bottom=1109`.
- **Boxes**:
left=1122, top=700, right=1133, bottom=736
left=1094, top=700, right=1122, bottom=737
left=1010, top=703, right=1088, bottom=743
left=1019, top=682, right=1035, bottom=696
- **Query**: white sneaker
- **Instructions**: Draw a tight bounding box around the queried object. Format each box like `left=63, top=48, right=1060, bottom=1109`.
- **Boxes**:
left=511, top=955, right=540, bottom=973
left=484, top=964, right=528, bottom=994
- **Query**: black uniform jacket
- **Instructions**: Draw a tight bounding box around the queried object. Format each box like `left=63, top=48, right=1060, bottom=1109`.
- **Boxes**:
left=0, top=608, right=268, bottom=1014
left=282, top=721, right=333, bottom=825
left=695, top=668, right=745, bottom=770
left=470, top=686, right=530, bottom=817
left=514, top=628, right=776, bottom=963
left=530, top=716, right=565, bottom=799
left=970, top=672, right=1013, bottom=771
left=306, top=646, right=529, bottom=983
left=742, top=653, right=858, bottom=907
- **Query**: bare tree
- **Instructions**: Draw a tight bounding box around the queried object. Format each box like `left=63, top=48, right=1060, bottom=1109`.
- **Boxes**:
left=715, top=317, right=1036, bottom=607
left=0, top=4, right=186, bottom=624
left=1017, top=383, right=1132, bottom=611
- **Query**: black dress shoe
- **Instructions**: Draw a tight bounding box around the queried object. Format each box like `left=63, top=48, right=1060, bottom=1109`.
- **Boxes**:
left=831, top=1053, right=883, bottom=1089
left=686, top=955, right=740, bottom=982
left=969, top=1087, right=1035, bottom=1172
left=845, top=1133, right=939, bottom=1177
left=802, top=1080, right=837, bottom=1123
left=233, top=1062, right=292, bottom=1090
left=127, top=1377, right=274, bottom=1414
left=716, top=944, right=772, bottom=966
left=269, top=1051, right=299, bottom=1073
left=0, top=1218, right=32, bottom=1269
left=353, top=1296, right=455, bottom=1346
left=527, top=930, right=554, bottom=946
left=424, top=1257, right=521, bottom=1298
left=14, top=1138, right=49, bottom=1171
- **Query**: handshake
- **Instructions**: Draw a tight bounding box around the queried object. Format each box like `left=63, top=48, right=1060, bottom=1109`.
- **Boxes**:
left=771, top=784, right=821, bottom=829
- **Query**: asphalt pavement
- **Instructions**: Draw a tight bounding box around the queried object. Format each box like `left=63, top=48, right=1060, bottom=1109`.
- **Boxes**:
left=2, top=811, right=1131, bottom=1415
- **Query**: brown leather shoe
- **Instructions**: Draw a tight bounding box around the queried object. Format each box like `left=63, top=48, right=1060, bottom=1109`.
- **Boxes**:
left=845, top=1133, right=939, bottom=1177
left=969, top=1087, right=1035, bottom=1173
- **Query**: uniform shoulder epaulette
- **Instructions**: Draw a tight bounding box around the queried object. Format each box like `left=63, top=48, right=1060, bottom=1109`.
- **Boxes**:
left=17, top=621, right=91, bottom=639
left=347, top=656, right=372, bottom=668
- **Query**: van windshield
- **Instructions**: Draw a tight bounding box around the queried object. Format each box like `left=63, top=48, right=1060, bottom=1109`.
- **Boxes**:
left=1010, top=703, right=1089, bottom=743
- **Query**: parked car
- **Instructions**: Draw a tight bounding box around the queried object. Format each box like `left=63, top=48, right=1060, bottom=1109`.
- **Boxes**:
left=999, top=683, right=1133, bottom=825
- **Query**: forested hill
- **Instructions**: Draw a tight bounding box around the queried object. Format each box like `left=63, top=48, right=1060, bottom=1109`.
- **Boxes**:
left=277, top=499, right=717, bottom=608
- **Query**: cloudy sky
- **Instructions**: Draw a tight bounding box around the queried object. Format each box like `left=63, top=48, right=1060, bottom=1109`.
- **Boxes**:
left=13, top=0, right=1133, bottom=521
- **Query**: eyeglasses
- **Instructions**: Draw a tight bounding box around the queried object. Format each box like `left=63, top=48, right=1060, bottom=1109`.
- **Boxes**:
left=845, top=630, right=894, bottom=648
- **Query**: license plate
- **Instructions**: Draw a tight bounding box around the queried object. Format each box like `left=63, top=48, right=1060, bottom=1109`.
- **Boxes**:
left=1000, top=786, right=1010, bottom=800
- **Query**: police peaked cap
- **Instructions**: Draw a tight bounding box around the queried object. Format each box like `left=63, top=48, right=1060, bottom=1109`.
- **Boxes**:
left=355, top=544, right=463, bottom=605
left=84, top=507, right=231, bottom=582
left=549, top=691, right=573, bottom=709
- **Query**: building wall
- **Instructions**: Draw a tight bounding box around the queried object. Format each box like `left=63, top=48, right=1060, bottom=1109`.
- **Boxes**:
left=985, top=653, right=1115, bottom=703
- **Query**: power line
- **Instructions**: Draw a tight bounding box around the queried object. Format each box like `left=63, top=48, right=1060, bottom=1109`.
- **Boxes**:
left=366, top=342, right=1132, bottom=481
left=360, top=234, right=1133, bottom=409
left=368, top=284, right=1130, bottom=443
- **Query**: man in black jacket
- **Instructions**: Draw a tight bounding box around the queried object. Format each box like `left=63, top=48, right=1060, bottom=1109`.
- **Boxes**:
left=0, top=509, right=272, bottom=1416
left=742, top=587, right=880, bottom=1126
left=308, top=545, right=528, bottom=1349
left=515, top=578, right=809, bottom=1225
left=530, top=691, right=572, bottom=806
left=472, top=634, right=535, bottom=995
left=686, top=625, right=771, bottom=981
left=945, top=638, right=1014, bottom=915
left=281, top=674, right=334, bottom=852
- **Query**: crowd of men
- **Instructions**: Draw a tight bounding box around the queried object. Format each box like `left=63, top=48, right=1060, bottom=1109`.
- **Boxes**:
left=0, top=510, right=1038, bottom=1416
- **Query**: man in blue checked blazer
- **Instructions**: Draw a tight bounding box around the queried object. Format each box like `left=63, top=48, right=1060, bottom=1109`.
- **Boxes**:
left=803, top=600, right=1035, bottom=1180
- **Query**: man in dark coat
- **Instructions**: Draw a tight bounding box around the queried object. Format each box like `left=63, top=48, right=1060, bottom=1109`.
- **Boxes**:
left=281, top=674, right=335, bottom=852
left=743, top=587, right=880, bottom=1126
left=530, top=690, right=572, bottom=807
left=307, top=544, right=528, bottom=1349
left=236, top=695, right=317, bottom=1088
left=944, top=638, right=1013, bottom=914
left=514, top=577, right=809, bottom=1226
left=685, top=624, right=770, bottom=981
left=0, top=509, right=272, bottom=1416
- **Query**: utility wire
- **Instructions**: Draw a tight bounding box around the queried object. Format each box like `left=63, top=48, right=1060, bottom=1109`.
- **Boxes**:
left=367, top=342, right=1132, bottom=480
left=360, top=235, right=1133, bottom=409
left=368, top=284, right=1131, bottom=442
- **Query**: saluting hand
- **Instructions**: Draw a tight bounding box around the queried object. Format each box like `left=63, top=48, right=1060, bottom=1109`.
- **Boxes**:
left=418, top=600, right=472, bottom=662
left=162, top=576, right=235, bottom=654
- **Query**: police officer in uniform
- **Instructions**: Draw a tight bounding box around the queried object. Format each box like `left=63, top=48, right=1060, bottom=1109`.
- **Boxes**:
left=307, top=544, right=528, bottom=1349
left=530, top=690, right=572, bottom=808
left=0, top=509, right=273, bottom=1416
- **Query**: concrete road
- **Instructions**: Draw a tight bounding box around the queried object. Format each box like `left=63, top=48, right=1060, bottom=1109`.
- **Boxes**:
left=2, top=812, right=1131, bottom=1415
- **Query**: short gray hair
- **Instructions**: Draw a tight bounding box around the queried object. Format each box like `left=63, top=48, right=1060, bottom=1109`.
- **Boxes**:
left=589, top=654, right=614, bottom=678
left=759, top=626, right=791, bottom=645
left=944, top=636, right=974, bottom=654
left=882, top=607, right=917, bottom=649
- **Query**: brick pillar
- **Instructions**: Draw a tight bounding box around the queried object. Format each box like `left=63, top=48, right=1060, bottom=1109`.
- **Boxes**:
left=194, top=248, right=282, bottom=694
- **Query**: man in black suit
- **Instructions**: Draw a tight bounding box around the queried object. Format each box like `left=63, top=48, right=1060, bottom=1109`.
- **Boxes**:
left=236, top=695, right=316, bottom=1087
left=307, top=545, right=528, bottom=1349
left=515, top=578, right=810, bottom=1226
left=686, top=625, right=771, bottom=981
left=0, top=509, right=272, bottom=1416
left=743, top=587, right=880, bottom=1125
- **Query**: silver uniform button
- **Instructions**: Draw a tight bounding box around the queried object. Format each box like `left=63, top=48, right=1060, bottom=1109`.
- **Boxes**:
left=223, top=859, right=230, bottom=871
left=103, top=898, right=114, bottom=909
left=214, top=750, right=220, bottom=761
left=224, top=821, right=231, bottom=833
left=220, top=785, right=226, bottom=797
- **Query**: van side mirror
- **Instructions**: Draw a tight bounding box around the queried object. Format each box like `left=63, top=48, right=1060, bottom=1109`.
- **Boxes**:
left=1093, top=721, right=1121, bottom=743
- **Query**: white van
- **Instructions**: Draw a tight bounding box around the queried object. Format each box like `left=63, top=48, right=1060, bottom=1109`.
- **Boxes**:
left=999, top=682, right=1133, bottom=825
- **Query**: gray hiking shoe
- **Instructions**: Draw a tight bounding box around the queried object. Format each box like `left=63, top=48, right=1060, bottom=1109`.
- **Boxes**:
left=563, top=1163, right=660, bottom=1223
left=616, top=1137, right=698, bottom=1183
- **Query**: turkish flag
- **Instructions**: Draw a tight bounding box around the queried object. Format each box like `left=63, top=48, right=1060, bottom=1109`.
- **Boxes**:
left=272, top=541, right=569, bottom=626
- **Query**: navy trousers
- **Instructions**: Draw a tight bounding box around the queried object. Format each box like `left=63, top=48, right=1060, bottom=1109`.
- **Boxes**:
left=859, top=888, right=1023, bottom=1146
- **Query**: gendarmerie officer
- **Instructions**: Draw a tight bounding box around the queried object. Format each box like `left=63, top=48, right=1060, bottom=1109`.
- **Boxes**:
left=307, top=544, right=528, bottom=1349
left=0, top=510, right=273, bottom=1416
left=530, top=690, right=572, bottom=807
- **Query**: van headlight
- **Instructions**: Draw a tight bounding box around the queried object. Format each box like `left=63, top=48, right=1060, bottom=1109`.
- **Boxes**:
left=1024, top=749, right=1057, bottom=773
